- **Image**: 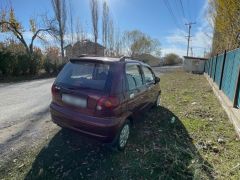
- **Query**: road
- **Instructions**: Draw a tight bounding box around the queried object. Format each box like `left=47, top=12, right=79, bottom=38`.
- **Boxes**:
left=0, top=78, right=58, bottom=164
left=0, top=65, right=182, bottom=165
left=152, top=65, right=183, bottom=76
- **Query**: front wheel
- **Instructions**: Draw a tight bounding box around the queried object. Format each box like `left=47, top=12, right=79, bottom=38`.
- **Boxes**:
left=114, top=120, right=130, bottom=151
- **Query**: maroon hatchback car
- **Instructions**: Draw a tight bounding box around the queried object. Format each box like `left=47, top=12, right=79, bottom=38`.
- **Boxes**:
left=50, top=56, right=161, bottom=150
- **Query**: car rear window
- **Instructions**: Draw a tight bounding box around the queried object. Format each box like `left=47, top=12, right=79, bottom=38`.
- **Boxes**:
left=55, top=61, right=110, bottom=91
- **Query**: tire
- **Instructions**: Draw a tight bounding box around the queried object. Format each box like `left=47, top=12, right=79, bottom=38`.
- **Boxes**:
left=113, top=120, right=131, bottom=151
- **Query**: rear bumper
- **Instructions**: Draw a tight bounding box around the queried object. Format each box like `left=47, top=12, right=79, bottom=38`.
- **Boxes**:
left=50, top=103, right=123, bottom=143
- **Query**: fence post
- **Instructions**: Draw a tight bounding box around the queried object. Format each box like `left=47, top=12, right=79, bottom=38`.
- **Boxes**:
left=219, top=50, right=227, bottom=90
left=233, top=65, right=240, bottom=108
left=210, top=57, right=213, bottom=78
left=204, top=60, right=206, bottom=73
left=213, top=54, right=218, bottom=82
left=208, top=60, right=210, bottom=75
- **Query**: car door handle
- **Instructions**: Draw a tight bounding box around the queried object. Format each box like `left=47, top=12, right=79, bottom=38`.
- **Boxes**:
left=130, top=93, right=135, bottom=99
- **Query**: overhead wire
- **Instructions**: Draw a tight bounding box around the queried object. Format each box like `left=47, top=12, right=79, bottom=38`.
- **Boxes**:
left=162, top=0, right=186, bottom=31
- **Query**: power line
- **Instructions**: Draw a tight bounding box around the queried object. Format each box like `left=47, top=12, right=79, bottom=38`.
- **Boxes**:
left=187, top=0, right=192, bottom=21
left=179, top=0, right=186, bottom=20
left=163, top=0, right=183, bottom=30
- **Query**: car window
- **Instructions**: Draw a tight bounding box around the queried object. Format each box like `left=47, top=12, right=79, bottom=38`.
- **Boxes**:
left=126, top=64, right=143, bottom=90
left=56, top=62, right=110, bottom=91
left=142, top=66, right=155, bottom=84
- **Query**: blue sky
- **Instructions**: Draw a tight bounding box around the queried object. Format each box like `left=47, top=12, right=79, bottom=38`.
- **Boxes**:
left=0, top=0, right=212, bottom=57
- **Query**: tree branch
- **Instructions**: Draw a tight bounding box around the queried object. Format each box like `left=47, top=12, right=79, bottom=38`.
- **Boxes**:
left=1, top=21, right=30, bottom=54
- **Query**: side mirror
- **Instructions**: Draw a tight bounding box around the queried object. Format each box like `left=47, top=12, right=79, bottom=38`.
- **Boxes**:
left=155, top=77, right=160, bottom=84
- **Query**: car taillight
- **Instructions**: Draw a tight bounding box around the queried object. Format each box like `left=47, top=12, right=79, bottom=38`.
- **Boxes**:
left=96, top=96, right=119, bottom=111
left=51, top=84, right=60, bottom=96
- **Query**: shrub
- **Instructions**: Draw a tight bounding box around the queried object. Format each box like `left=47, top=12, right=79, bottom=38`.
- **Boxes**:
left=29, top=51, right=43, bottom=75
left=0, top=51, right=15, bottom=75
left=18, top=54, right=30, bottom=75
left=163, top=53, right=183, bottom=66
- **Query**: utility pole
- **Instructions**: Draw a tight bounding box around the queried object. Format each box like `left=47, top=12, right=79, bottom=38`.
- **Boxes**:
left=185, top=22, right=196, bottom=56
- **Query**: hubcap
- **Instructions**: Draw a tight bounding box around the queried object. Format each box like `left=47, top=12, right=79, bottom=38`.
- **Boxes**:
left=156, top=95, right=161, bottom=106
left=119, top=124, right=130, bottom=148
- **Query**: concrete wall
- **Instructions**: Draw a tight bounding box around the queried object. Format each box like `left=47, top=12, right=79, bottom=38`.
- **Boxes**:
left=184, top=58, right=205, bottom=74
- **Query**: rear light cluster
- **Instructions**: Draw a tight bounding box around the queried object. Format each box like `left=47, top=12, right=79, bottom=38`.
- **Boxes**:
left=51, top=85, right=60, bottom=96
left=96, top=96, right=119, bottom=111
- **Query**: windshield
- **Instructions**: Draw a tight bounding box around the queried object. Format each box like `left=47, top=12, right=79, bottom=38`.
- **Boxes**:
left=56, top=61, right=110, bottom=91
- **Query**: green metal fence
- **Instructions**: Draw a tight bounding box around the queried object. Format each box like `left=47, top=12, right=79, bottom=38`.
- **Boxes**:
left=205, top=48, right=240, bottom=108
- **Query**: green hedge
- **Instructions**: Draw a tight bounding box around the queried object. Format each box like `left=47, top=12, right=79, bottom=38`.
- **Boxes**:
left=0, top=51, right=43, bottom=76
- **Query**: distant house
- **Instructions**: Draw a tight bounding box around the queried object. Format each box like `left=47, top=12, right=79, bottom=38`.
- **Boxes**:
left=64, top=40, right=105, bottom=60
left=183, top=56, right=208, bottom=74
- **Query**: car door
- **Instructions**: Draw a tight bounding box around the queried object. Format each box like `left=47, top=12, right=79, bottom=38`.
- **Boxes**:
left=125, top=63, right=148, bottom=117
left=142, top=65, right=158, bottom=106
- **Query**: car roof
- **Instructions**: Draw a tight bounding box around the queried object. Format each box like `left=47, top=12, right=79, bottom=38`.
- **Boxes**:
left=70, top=56, right=120, bottom=62
left=69, top=56, right=151, bottom=67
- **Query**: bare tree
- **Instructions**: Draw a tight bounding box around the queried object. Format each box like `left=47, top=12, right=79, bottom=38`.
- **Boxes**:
left=0, top=7, right=52, bottom=57
left=68, top=0, right=74, bottom=45
left=90, top=0, right=99, bottom=54
left=108, top=18, right=114, bottom=56
left=102, top=0, right=109, bottom=54
left=76, top=17, right=88, bottom=42
left=122, top=30, right=161, bottom=57
left=75, top=17, right=81, bottom=42
left=114, top=27, right=122, bottom=57
left=51, top=0, right=67, bottom=62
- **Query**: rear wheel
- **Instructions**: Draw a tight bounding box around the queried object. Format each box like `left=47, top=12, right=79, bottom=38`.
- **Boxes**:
left=114, top=120, right=130, bottom=151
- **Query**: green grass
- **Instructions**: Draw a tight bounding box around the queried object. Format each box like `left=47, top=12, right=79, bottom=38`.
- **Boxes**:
left=1, top=71, right=240, bottom=179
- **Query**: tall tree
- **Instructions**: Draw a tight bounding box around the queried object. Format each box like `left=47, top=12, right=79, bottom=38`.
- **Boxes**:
left=209, top=0, right=240, bottom=54
left=51, top=0, right=67, bottom=62
left=114, top=27, right=122, bottom=57
left=108, top=18, right=114, bottom=56
left=75, top=18, right=87, bottom=42
left=102, top=0, right=109, bottom=53
left=122, top=30, right=161, bottom=57
left=0, top=7, right=52, bottom=57
left=90, top=0, right=99, bottom=54
left=68, top=0, right=74, bottom=45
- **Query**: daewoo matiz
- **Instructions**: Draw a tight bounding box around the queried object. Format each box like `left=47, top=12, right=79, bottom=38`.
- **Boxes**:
left=50, top=56, right=161, bottom=150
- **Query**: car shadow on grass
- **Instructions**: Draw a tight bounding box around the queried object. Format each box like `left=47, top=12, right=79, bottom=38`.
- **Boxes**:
left=25, top=106, right=214, bottom=179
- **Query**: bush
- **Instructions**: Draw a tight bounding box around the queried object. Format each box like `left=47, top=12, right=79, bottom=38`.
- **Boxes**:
left=44, top=58, right=65, bottom=75
left=29, top=51, right=43, bottom=75
left=18, top=54, right=30, bottom=75
left=0, top=51, right=15, bottom=75
left=44, top=58, right=52, bottom=74
left=0, top=51, right=40, bottom=76
left=163, top=53, right=183, bottom=66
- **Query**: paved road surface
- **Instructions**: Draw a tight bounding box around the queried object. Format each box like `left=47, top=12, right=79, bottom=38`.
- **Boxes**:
left=152, top=65, right=183, bottom=76
left=0, top=78, right=58, bottom=164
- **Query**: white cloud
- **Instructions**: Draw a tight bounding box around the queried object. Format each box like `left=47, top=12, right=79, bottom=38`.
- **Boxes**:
left=161, top=46, right=186, bottom=57
left=161, top=0, right=213, bottom=58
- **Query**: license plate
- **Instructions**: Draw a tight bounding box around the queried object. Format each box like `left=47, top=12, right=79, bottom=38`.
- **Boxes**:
left=62, top=94, right=87, bottom=108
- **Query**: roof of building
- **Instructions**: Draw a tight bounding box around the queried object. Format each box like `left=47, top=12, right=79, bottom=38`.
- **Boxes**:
left=183, top=56, right=208, bottom=61
left=64, top=40, right=105, bottom=49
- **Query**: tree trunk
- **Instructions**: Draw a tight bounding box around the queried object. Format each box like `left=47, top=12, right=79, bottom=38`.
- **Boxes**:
left=95, top=37, right=97, bottom=55
left=60, top=38, right=64, bottom=63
